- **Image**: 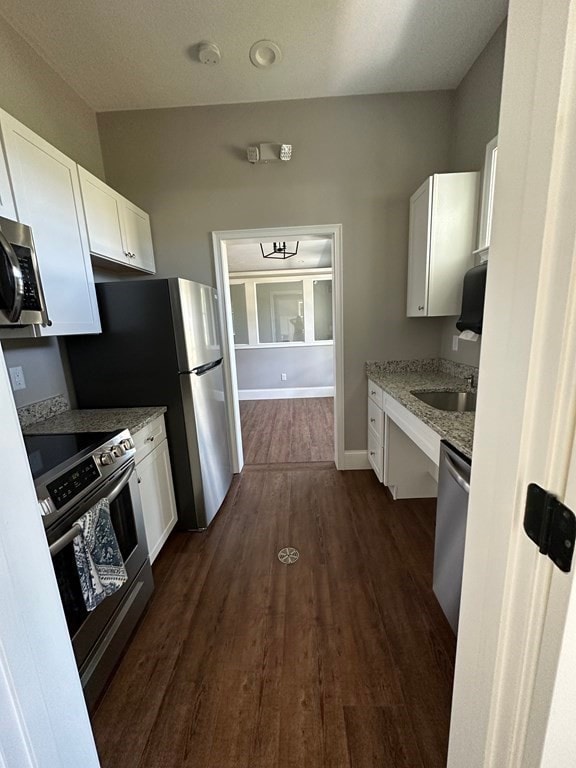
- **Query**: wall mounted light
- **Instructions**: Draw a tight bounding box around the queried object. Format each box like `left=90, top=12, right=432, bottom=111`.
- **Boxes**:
left=247, top=143, right=293, bottom=164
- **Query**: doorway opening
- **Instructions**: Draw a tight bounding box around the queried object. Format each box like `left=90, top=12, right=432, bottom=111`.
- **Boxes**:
left=212, top=225, right=343, bottom=472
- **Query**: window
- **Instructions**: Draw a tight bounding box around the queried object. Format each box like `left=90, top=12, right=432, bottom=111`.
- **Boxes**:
left=256, top=281, right=305, bottom=343
left=230, top=283, right=249, bottom=344
left=313, top=279, right=333, bottom=340
left=479, top=135, right=498, bottom=252
left=230, top=273, right=333, bottom=347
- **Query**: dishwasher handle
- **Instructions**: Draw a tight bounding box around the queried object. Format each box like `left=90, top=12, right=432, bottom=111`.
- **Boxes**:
left=444, top=454, right=470, bottom=494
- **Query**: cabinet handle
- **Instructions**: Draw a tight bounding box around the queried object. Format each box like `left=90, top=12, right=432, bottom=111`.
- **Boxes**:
left=146, top=435, right=155, bottom=442
left=418, top=305, right=424, bottom=311
left=370, top=390, right=376, bottom=395
left=370, top=418, right=376, bottom=423
left=137, top=477, right=141, bottom=484
left=369, top=451, right=375, bottom=456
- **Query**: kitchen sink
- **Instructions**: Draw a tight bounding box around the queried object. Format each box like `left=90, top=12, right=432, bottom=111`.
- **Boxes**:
left=411, top=390, right=477, bottom=412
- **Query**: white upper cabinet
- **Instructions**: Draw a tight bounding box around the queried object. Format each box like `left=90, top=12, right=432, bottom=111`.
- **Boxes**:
left=78, top=167, right=126, bottom=264
left=121, top=199, right=155, bottom=273
left=0, top=136, right=16, bottom=220
left=0, top=110, right=100, bottom=335
left=78, top=166, right=155, bottom=274
left=407, top=172, right=479, bottom=317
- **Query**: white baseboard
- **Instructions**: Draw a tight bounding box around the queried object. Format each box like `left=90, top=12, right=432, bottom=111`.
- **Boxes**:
left=238, top=386, right=334, bottom=400
left=340, top=450, right=371, bottom=470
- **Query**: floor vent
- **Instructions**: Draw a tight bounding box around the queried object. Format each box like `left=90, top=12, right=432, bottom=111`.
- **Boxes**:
left=277, top=547, right=299, bottom=564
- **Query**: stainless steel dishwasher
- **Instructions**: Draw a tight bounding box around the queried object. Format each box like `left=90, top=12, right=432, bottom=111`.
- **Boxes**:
left=433, top=440, right=471, bottom=634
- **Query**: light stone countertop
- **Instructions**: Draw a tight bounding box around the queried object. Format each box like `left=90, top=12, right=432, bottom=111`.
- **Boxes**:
left=21, top=406, right=167, bottom=437
left=366, top=361, right=475, bottom=459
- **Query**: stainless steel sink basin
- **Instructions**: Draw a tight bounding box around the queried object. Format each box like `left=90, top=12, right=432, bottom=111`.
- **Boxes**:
left=411, top=390, right=477, bottom=412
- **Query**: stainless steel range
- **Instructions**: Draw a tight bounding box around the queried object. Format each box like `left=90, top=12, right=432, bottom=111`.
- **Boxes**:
left=24, top=429, right=154, bottom=711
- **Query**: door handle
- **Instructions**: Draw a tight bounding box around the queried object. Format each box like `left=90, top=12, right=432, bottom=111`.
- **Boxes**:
left=444, top=454, right=470, bottom=494
left=0, top=229, right=23, bottom=322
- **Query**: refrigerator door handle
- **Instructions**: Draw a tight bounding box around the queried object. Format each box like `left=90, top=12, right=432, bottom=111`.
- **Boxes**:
left=191, top=358, right=223, bottom=377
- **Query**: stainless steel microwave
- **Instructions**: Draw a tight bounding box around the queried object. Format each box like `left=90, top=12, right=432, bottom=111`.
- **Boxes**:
left=0, top=215, right=49, bottom=327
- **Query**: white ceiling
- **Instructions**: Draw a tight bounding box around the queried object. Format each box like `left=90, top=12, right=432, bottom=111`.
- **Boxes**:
left=0, top=0, right=507, bottom=112
left=227, top=238, right=332, bottom=272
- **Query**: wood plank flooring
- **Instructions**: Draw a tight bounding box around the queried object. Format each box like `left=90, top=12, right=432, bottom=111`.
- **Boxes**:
left=92, top=465, right=455, bottom=768
left=240, top=398, right=334, bottom=464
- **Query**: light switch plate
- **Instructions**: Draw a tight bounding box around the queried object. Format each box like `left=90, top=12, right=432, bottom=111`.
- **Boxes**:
left=9, top=366, right=26, bottom=391
left=281, top=373, right=287, bottom=381
left=452, top=335, right=459, bottom=352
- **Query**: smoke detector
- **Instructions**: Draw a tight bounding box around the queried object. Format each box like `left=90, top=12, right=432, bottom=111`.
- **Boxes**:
left=198, top=42, right=221, bottom=66
left=249, top=40, right=282, bottom=69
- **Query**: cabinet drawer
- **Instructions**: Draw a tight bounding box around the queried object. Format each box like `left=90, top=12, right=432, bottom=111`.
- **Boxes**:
left=368, top=429, right=383, bottom=483
left=134, top=415, right=167, bottom=463
left=368, top=380, right=383, bottom=408
left=368, top=398, right=384, bottom=442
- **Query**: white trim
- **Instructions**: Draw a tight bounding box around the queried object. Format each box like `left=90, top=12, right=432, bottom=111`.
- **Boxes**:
left=230, top=267, right=332, bottom=279
left=341, top=450, right=371, bottom=470
left=235, top=341, right=334, bottom=350
left=238, top=386, right=334, bottom=400
left=213, top=224, right=345, bottom=471
left=478, top=135, right=498, bottom=249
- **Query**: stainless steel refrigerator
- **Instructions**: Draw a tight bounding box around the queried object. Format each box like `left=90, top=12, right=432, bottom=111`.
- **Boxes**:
left=66, top=278, right=233, bottom=530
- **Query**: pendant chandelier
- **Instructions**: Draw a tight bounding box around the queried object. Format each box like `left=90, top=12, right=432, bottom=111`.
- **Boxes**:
left=260, top=241, right=299, bottom=260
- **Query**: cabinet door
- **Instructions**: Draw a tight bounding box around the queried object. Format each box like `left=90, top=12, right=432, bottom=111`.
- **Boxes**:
left=121, top=200, right=155, bottom=273
left=406, top=177, right=432, bottom=317
left=137, top=439, right=177, bottom=563
left=78, top=166, right=128, bottom=265
left=0, top=138, right=16, bottom=219
left=0, top=111, right=100, bottom=335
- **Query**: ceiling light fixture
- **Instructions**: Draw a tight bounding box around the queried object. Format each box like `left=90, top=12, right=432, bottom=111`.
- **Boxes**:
left=249, top=40, right=282, bottom=69
left=260, top=242, right=299, bottom=260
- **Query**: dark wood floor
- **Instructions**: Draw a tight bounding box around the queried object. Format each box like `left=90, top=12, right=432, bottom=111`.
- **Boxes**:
left=92, top=465, right=455, bottom=768
left=240, top=398, right=334, bottom=464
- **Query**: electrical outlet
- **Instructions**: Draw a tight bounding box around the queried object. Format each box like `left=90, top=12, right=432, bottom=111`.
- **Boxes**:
left=281, top=373, right=287, bottom=381
left=9, top=366, right=26, bottom=391
left=452, top=335, right=459, bottom=352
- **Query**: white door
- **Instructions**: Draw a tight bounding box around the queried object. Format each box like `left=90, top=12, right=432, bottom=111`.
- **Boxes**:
left=406, top=177, right=431, bottom=316
left=121, top=200, right=155, bottom=273
left=0, top=346, right=100, bottom=767
left=78, top=166, right=127, bottom=265
left=448, top=0, right=576, bottom=765
left=0, top=111, right=100, bottom=335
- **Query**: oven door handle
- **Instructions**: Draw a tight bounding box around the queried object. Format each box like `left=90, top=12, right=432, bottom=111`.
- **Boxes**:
left=48, top=463, right=135, bottom=558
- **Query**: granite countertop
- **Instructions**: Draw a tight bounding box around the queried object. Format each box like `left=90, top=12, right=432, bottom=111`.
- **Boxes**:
left=21, top=406, right=167, bottom=436
left=366, top=360, right=476, bottom=459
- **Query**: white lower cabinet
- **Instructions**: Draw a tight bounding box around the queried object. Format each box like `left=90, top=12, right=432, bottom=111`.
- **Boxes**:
left=135, top=417, right=177, bottom=563
left=367, top=379, right=439, bottom=499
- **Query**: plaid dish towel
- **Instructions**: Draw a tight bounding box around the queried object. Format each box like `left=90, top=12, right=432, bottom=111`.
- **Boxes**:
left=73, top=498, right=128, bottom=611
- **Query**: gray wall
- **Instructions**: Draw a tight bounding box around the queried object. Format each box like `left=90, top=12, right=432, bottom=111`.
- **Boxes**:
left=236, top=346, right=334, bottom=391
left=441, top=21, right=508, bottom=367
left=0, top=15, right=105, bottom=408
left=98, top=93, right=453, bottom=450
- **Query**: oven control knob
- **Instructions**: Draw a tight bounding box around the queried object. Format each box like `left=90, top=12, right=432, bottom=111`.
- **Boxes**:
left=111, top=444, right=126, bottom=458
left=120, top=437, right=135, bottom=451
left=98, top=451, right=116, bottom=466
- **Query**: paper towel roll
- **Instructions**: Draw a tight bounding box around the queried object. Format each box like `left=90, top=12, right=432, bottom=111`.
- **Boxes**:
left=459, top=330, right=479, bottom=342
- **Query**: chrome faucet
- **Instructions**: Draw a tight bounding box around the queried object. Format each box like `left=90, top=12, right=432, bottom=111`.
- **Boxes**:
left=466, top=373, right=476, bottom=390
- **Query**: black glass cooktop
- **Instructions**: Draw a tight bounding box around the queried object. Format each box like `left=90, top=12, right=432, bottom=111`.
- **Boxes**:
left=23, top=432, right=115, bottom=482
